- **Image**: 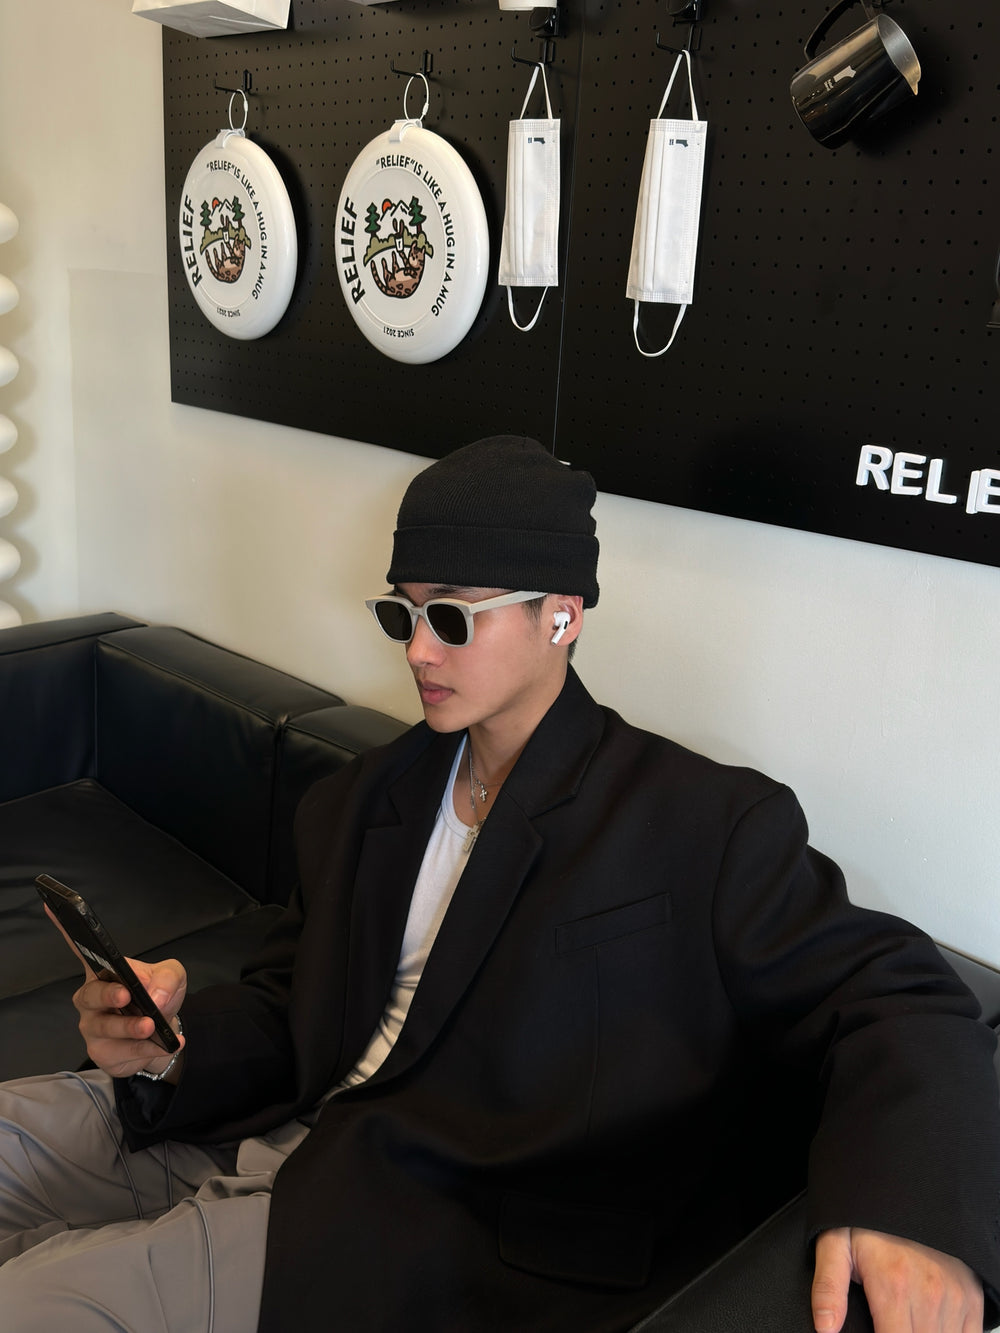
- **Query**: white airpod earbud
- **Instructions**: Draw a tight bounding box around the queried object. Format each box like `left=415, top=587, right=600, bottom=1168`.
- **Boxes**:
left=551, top=611, right=571, bottom=645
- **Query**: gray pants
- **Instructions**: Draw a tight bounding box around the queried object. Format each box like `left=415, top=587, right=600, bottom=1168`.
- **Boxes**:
left=0, top=1070, right=310, bottom=1332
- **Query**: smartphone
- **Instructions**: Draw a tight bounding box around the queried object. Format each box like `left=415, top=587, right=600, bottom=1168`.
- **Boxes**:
left=34, top=874, right=181, bottom=1054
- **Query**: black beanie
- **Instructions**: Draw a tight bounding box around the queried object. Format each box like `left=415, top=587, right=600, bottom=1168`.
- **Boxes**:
left=387, top=436, right=600, bottom=608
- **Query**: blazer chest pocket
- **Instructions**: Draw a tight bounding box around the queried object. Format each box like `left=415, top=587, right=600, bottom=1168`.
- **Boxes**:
left=555, top=892, right=670, bottom=955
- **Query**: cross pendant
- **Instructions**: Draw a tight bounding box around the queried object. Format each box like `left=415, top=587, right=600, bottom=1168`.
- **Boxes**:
left=463, top=823, right=480, bottom=854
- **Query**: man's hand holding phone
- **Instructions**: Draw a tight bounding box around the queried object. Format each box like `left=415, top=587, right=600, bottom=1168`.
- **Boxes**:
left=72, top=946, right=187, bottom=1082
left=36, top=875, right=188, bottom=1083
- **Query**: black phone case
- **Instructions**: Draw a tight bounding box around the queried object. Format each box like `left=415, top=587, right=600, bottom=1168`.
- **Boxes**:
left=34, top=874, right=180, bottom=1054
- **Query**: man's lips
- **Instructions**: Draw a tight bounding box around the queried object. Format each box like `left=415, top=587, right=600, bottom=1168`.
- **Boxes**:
left=416, top=680, right=453, bottom=705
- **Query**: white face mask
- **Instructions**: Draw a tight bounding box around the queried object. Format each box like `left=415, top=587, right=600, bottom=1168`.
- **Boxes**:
left=626, top=50, right=707, bottom=357
left=498, top=62, right=560, bottom=332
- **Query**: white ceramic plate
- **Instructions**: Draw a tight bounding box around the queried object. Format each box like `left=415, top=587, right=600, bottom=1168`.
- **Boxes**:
left=336, top=122, right=489, bottom=364
left=179, top=130, right=297, bottom=339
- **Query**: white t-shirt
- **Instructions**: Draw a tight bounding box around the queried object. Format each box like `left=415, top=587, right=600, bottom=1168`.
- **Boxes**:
left=339, top=739, right=472, bottom=1087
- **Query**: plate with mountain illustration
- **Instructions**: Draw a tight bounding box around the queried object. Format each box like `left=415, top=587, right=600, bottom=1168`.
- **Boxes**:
left=178, top=129, right=297, bottom=339
left=336, top=120, right=489, bottom=364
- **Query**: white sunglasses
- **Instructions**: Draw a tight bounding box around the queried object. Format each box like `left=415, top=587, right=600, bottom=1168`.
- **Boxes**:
left=365, top=590, right=545, bottom=647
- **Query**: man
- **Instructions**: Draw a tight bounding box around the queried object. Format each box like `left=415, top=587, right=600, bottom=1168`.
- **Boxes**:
left=1, top=435, right=998, bottom=1332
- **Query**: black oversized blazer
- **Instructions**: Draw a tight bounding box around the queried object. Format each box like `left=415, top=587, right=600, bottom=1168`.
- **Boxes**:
left=120, top=668, right=1000, bottom=1332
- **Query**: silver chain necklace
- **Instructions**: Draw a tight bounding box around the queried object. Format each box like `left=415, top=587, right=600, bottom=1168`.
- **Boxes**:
left=464, top=745, right=483, bottom=854
left=469, top=748, right=489, bottom=805
left=463, top=743, right=498, bottom=854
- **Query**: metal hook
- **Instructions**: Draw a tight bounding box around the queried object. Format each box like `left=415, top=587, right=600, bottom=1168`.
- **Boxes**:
left=214, top=69, right=255, bottom=97
left=529, top=6, right=561, bottom=40
left=390, top=51, right=434, bottom=79
left=666, top=0, right=702, bottom=21
left=655, top=24, right=702, bottom=55
left=511, top=39, right=556, bottom=67
left=656, top=0, right=703, bottom=54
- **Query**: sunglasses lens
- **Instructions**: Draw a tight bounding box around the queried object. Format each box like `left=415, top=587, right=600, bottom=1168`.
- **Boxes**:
left=374, top=601, right=414, bottom=642
left=426, top=603, right=470, bottom=646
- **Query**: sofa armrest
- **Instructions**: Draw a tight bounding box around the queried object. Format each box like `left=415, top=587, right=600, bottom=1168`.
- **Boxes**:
left=629, top=1192, right=874, bottom=1333
left=631, top=1003, right=1000, bottom=1333
left=939, top=945, right=1000, bottom=1029
left=0, top=612, right=143, bottom=802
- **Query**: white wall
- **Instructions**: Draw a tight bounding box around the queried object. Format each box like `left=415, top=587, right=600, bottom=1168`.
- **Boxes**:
left=2, top=1, right=998, bottom=965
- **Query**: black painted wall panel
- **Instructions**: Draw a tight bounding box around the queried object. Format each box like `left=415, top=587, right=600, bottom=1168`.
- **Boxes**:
left=163, top=0, right=1000, bottom=569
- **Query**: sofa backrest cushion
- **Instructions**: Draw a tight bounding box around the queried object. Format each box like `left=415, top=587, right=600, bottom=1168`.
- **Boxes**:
left=94, top=626, right=343, bottom=900
left=0, top=613, right=142, bottom=803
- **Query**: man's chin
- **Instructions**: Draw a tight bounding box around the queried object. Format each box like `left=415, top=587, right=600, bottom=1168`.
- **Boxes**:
left=422, top=708, right=465, bottom=734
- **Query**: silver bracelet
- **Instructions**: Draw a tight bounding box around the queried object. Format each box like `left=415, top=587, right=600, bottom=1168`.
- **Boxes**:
left=134, top=1015, right=184, bottom=1082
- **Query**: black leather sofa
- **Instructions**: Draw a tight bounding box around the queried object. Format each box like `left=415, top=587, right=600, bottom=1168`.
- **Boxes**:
left=0, top=612, right=407, bottom=1081
left=2, top=613, right=998, bottom=1331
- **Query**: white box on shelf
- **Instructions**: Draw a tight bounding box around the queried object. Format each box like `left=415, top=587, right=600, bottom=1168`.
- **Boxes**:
left=131, top=0, right=291, bottom=39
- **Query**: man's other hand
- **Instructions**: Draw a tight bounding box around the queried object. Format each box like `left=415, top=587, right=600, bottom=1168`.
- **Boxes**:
left=812, top=1227, right=984, bottom=1333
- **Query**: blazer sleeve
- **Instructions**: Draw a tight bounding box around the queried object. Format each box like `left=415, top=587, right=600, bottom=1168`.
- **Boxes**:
left=117, top=765, right=358, bottom=1149
left=116, top=892, right=305, bottom=1148
left=710, top=783, right=1000, bottom=1303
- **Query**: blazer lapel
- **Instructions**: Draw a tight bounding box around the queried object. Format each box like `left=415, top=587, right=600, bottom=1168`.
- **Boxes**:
left=367, top=802, right=544, bottom=1086
left=335, top=731, right=459, bottom=1075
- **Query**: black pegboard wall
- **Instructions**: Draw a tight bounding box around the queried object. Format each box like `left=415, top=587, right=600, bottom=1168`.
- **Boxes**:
left=163, top=0, right=1000, bottom=569
left=559, top=0, right=999, bottom=566
left=164, top=0, right=579, bottom=449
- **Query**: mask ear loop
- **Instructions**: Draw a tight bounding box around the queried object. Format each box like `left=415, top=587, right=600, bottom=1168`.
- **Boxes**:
left=506, top=61, right=556, bottom=333
left=633, top=48, right=698, bottom=358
